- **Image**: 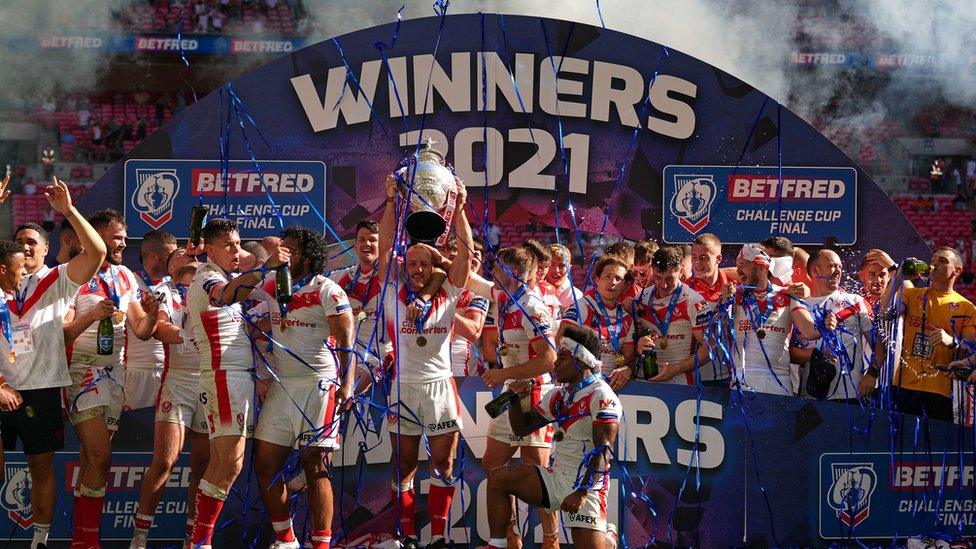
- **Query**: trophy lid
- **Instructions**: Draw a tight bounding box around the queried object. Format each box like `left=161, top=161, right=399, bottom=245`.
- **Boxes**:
left=417, top=136, right=446, bottom=164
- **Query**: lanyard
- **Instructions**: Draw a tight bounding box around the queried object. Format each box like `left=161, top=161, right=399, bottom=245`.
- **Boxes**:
left=555, top=374, right=599, bottom=419
left=138, top=270, right=170, bottom=292
left=647, top=284, right=683, bottom=337
left=0, top=299, right=12, bottom=353
left=744, top=285, right=775, bottom=333
left=291, top=272, right=315, bottom=296
left=13, top=274, right=35, bottom=315
left=497, top=285, right=528, bottom=347
left=593, top=291, right=624, bottom=353
left=344, top=261, right=377, bottom=304
left=97, top=266, right=121, bottom=309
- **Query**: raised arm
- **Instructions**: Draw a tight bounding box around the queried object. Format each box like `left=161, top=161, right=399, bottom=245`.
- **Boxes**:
left=447, top=181, right=471, bottom=288
left=45, top=178, right=107, bottom=284
left=377, top=175, right=401, bottom=278
left=219, top=246, right=287, bottom=306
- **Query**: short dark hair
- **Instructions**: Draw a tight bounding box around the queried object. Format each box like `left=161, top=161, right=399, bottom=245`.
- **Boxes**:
left=88, top=209, right=126, bottom=231
left=604, top=241, right=635, bottom=267
left=496, top=246, right=533, bottom=278
left=594, top=254, right=629, bottom=278
left=652, top=246, right=684, bottom=272
left=201, top=219, right=239, bottom=245
left=356, top=220, right=379, bottom=234
left=0, top=240, right=25, bottom=266
left=242, top=241, right=268, bottom=261
left=934, top=246, right=964, bottom=268
left=633, top=240, right=658, bottom=265
left=14, top=223, right=48, bottom=245
left=562, top=324, right=601, bottom=362
left=760, top=236, right=794, bottom=258
left=283, top=226, right=329, bottom=274
left=523, top=239, right=551, bottom=264
left=471, top=234, right=485, bottom=255
left=141, top=230, right=177, bottom=258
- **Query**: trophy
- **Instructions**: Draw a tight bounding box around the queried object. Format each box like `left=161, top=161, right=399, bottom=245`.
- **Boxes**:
left=395, top=138, right=460, bottom=245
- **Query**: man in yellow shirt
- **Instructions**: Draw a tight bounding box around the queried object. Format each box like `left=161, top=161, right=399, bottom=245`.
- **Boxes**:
left=860, top=246, right=976, bottom=421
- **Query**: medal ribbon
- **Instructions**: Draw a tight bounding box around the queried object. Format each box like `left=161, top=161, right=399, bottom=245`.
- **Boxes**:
left=647, top=284, right=683, bottom=340
left=496, top=284, right=527, bottom=348
left=743, top=285, right=776, bottom=335
left=405, top=286, right=432, bottom=334
left=0, top=299, right=13, bottom=356
left=138, top=270, right=170, bottom=293
left=554, top=373, right=599, bottom=424
left=13, top=275, right=35, bottom=316
left=343, top=260, right=378, bottom=305
left=97, top=266, right=122, bottom=310
left=593, top=291, right=624, bottom=353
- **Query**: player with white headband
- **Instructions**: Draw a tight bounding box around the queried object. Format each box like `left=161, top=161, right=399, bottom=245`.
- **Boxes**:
left=720, top=244, right=836, bottom=395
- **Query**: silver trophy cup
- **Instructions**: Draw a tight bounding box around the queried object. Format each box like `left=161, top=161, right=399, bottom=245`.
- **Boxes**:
left=397, top=140, right=457, bottom=243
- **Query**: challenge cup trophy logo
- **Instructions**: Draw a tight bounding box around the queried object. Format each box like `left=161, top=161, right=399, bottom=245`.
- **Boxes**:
left=394, top=138, right=461, bottom=245
left=670, top=174, right=717, bottom=235
left=827, top=463, right=877, bottom=527
left=131, top=169, right=180, bottom=229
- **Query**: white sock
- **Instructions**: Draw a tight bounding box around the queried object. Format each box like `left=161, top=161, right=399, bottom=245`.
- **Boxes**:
left=31, top=523, right=50, bottom=549
left=488, top=538, right=507, bottom=548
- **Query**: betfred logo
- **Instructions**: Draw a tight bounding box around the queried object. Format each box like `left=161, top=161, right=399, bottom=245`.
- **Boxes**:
left=191, top=170, right=316, bottom=196
left=0, top=464, right=33, bottom=529
left=727, top=175, right=847, bottom=201
left=135, top=36, right=199, bottom=52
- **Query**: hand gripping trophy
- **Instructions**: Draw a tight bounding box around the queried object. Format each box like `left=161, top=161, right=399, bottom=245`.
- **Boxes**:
left=393, top=138, right=463, bottom=245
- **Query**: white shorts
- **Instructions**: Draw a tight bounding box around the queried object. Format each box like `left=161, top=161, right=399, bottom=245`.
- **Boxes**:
left=200, top=370, right=256, bottom=439
left=536, top=466, right=609, bottom=532
left=67, top=365, right=125, bottom=431
left=124, top=367, right=162, bottom=411
left=734, top=367, right=795, bottom=396
left=386, top=378, right=463, bottom=437
left=255, top=380, right=340, bottom=450
left=156, top=372, right=208, bottom=434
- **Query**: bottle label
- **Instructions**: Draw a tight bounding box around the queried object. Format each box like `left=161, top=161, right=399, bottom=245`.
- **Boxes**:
left=97, top=334, right=114, bottom=354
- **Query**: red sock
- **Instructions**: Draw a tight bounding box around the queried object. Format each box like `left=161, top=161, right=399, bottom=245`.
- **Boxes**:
left=392, top=486, right=417, bottom=537
left=311, top=528, right=331, bottom=549
left=270, top=514, right=296, bottom=542
left=427, top=481, right=456, bottom=538
left=71, top=494, right=104, bottom=548
left=191, top=489, right=225, bottom=545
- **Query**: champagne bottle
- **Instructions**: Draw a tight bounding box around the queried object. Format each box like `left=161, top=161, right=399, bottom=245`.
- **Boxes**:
left=188, top=205, right=209, bottom=247
left=96, top=316, right=114, bottom=355
left=935, top=364, right=974, bottom=380
left=902, top=258, right=930, bottom=277
left=638, top=350, right=658, bottom=379
left=275, top=263, right=293, bottom=304
left=485, top=379, right=536, bottom=418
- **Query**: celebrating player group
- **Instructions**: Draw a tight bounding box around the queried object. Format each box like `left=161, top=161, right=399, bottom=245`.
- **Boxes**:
left=0, top=148, right=973, bottom=549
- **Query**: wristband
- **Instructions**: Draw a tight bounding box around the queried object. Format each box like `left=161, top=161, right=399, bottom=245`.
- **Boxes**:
left=866, top=366, right=880, bottom=377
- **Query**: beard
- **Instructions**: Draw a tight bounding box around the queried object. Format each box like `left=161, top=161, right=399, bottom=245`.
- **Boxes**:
left=106, top=250, right=123, bottom=265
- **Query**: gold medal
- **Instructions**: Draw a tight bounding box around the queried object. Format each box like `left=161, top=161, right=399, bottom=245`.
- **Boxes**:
left=499, top=347, right=509, bottom=357
left=417, top=336, right=427, bottom=347
left=112, top=309, right=125, bottom=324
left=756, top=329, right=766, bottom=340
left=554, top=430, right=564, bottom=442
left=7, top=350, right=14, bottom=364
left=615, top=354, right=624, bottom=365
left=658, top=339, right=668, bottom=349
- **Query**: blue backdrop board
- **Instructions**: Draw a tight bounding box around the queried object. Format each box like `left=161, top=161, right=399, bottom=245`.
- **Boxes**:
left=25, top=11, right=953, bottom=547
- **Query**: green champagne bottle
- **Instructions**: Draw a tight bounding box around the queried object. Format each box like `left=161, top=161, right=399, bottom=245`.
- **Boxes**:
left=638, top=350, right=659, bottom=379
left=902, top=258, right=930, bottom=276
left=485, top=379, right=536, bottom=418
left=275, top=264, right=293, bottom=304
left=96, top=316, right=114, bottom=355
left=935, top=364, right=973, bottom=381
